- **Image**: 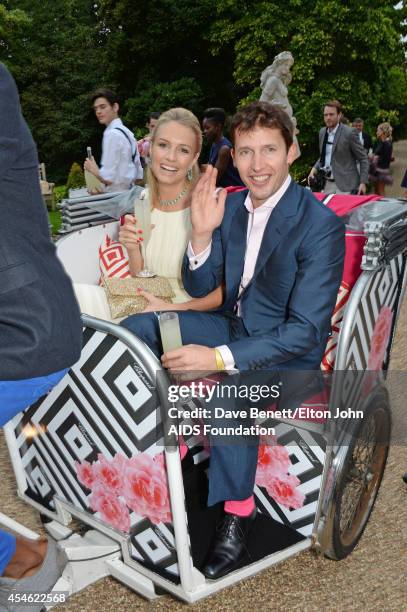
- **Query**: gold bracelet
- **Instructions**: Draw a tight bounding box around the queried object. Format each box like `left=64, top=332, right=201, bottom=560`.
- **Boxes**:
left=214, top=348, right=225, bottom=371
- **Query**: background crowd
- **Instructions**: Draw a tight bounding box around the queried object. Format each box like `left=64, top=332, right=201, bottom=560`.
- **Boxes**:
left=1, top=0, right=406, bottom=188
left=81, top=89, right=400, bottom=209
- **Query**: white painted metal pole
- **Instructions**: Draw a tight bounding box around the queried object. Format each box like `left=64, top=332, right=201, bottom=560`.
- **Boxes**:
left=0, top=512, right=39, bottom=540
left=165, top=449, right=204, bottom=593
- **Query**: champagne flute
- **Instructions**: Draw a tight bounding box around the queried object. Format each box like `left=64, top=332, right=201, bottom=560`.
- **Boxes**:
left=159, top=313, right=184, bottom=444
left=133, top=194, right=155, bottom=277
left=159, top=312, right=183, bottom=353
left=84, top=146, right=102, bottom=193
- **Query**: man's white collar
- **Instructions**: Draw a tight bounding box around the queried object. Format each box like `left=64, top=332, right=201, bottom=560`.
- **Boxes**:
left=106, top=117, right=123, bottom=130
left=245, top=175, right=292, bottom=212
left=328, top=123, right=340, bottom=134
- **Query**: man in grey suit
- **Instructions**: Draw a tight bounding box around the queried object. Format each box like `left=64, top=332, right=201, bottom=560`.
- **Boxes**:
left=352, top=118, right=373, bottom=153
left=308, top=100, right=368, bottom=195
left=0, top=63, right=82, bottom=609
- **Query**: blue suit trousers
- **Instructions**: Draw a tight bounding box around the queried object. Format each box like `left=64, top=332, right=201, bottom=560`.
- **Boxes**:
left=121, top=312, right=260, bottom=506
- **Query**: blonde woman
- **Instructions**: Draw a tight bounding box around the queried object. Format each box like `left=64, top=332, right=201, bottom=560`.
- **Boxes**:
left=369, top=122, right=393, bottom=196
left=119, top=107, right=223, bottom=312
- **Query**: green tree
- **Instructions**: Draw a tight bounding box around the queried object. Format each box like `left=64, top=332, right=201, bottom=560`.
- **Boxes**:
left=124, top=77, right=204, bottom=131
left=100, top=0, right=241, bottom=119
left=66, top=161, right=85, bottom=190
left=2, top=0, right=106, bottom=182
left=0, top=3, right=31, bottom=73
left=3, top=0, right=406, bottom=180
left=206, top=0, right=407, bottom=176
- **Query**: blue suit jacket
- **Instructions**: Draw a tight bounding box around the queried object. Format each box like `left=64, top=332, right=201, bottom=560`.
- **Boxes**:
left=0, top=63, right=82, bottom=379
left=182, top=181, right=345, bottom=371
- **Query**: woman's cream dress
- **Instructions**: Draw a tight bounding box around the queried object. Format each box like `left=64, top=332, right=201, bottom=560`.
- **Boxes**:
left=73, top=192, right=192, bottom=320
left=145, top=207, right=191, bottom=304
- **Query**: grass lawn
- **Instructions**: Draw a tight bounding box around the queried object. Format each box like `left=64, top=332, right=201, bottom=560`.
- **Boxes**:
left=48, top=210, right=62, bottom=235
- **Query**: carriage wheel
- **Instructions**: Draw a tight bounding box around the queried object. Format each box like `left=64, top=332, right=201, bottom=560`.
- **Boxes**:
left=328, top=394, right=391, bottom=560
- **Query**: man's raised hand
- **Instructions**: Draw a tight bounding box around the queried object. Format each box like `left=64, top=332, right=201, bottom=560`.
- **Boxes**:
left=190, top=165, right=226, bottom=254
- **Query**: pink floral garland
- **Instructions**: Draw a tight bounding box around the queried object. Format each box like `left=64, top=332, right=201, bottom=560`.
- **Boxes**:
left=75, top=452, right=172, bottom=532
left=367, top=306, right=393, bottom=371
left=76, top=435, right=306, bottom=533
left=255, top=435, right=305, bottom=509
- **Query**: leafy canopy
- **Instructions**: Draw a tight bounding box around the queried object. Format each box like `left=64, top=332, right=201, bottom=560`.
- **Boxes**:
left=1, top=0, right=406, bottom=180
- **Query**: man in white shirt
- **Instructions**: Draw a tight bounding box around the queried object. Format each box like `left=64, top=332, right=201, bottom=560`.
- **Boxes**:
left=121, top=102, right=345, bottom=579
left=308, top=100, right=368, bottom=194
left=84, top=89, right=143, bottom=193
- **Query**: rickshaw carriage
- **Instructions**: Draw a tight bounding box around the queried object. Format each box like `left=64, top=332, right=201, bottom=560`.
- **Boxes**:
left=1, top=193, right=407, bottom=604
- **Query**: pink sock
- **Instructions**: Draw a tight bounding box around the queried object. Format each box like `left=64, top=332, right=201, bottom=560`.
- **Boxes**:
left=224, top=495, right=255, bottom=517
left=179, top=441, right=188, bottom=461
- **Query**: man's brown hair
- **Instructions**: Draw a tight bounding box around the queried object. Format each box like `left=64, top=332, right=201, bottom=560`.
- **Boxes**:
left=91, top=88, right=120, bottom=108
left=230, top=101, right=294, bottom=151
left=324, top=100, right=342, bottom=113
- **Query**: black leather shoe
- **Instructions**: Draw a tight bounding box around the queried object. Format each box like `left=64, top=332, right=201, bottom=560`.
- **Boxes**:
left=202, top=508, right=257, bottom=579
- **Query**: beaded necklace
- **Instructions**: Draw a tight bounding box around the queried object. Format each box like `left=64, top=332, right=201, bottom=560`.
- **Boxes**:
left=159, top=183, right=189, bottom=207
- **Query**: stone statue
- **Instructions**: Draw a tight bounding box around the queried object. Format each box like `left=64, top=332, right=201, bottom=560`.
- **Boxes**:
left=260, top=51, right=300, bottom=158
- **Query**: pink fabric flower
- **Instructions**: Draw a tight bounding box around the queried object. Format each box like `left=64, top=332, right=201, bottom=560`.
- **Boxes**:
left=264, top=474, right=305, bottom=509
left=88, top=484, right=130, bottom=532
left=255, top=436, right=305, bottom=509
left=121, top=453, right=172, bottom=525
left=92, top=453, right=124, bottom=495
left=367, top=306, right=393, bottom=371
left=256, top=436, right=291, bottom=487
left=75, top=460, right=96, bottom=490
left=152, top=452, right=166, bottom=472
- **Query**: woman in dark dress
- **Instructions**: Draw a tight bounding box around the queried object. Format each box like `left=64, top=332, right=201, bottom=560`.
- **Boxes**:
left=370, top=122, right=393, bottom=196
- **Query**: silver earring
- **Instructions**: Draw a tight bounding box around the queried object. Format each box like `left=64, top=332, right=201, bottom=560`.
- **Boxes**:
left=187, top=168, right=193, bottom=181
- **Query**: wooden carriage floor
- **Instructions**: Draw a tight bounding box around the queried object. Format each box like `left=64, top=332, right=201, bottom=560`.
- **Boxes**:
left=1, top=142, right=407, bottom=611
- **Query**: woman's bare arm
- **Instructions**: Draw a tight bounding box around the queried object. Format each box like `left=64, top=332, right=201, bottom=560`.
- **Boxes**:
left=173, top=285, right=224, bottom=311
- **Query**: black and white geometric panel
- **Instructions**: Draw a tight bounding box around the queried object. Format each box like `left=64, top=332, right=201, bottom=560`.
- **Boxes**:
left=345, top=254, right=406, bottom=370
left=253, top=421, right=326, bottom=537
left=8, top=325, right=331, bottom=574
left=166, top=395, right=326, bottom=538
left=10, top=327, right=181, bottom=583
left=129, top=519, right=179, bottom=582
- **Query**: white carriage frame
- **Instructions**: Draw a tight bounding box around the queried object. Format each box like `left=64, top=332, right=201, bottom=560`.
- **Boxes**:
left=1, top=219, right=406, bottom=604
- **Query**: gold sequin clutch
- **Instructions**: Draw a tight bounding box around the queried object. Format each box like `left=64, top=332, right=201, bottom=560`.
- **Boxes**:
left=102, top=276, right=175, bottom=319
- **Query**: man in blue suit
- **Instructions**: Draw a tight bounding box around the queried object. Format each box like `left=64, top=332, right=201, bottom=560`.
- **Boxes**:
left=0, top=64, right=82, bottom=608
left=122, top=102, right=345, bottom=579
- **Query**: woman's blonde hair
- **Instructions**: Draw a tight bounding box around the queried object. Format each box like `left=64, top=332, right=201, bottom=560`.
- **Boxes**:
left=377, top=122, right=392, bottom=139
left=147, top=107, right=202, bottom=206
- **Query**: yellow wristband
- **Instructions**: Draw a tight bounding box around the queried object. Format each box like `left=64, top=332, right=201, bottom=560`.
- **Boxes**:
left=214, top=348, right=225, bottom=371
